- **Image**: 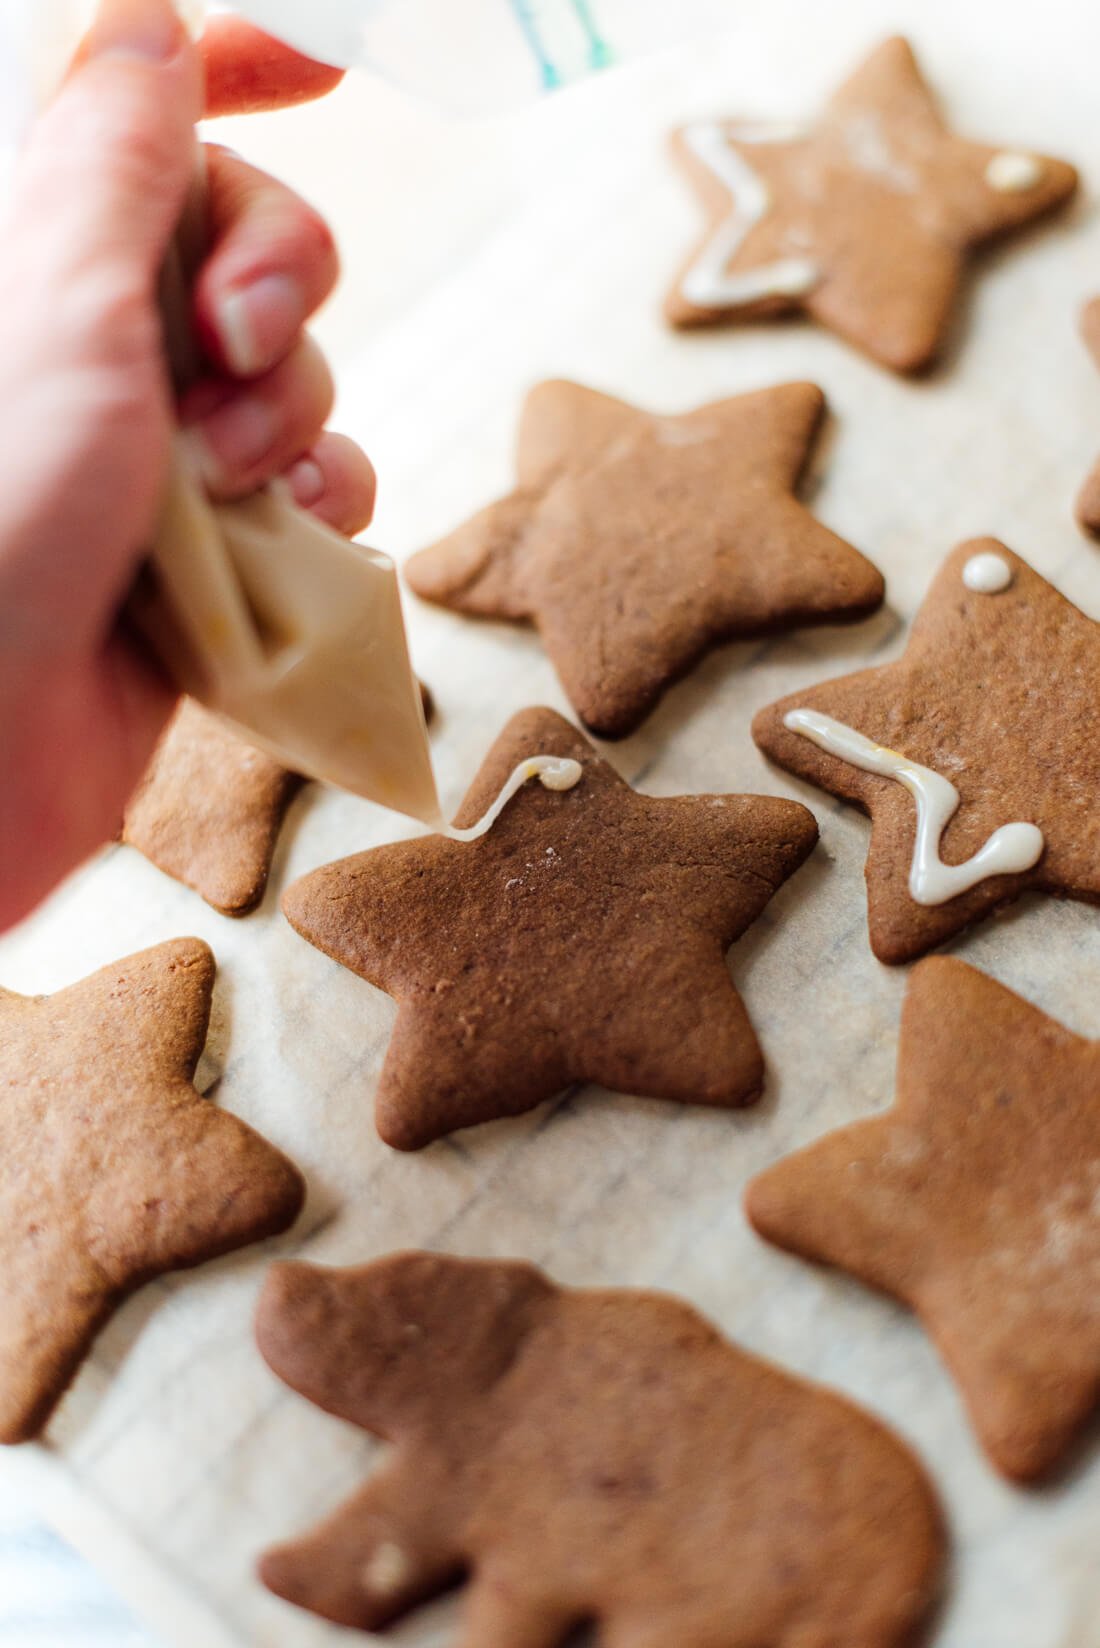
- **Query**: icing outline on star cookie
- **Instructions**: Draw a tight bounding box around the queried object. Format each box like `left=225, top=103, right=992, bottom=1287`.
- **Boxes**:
left=678, top=122, right=822, bottom=309
left=782, top=709, right=1043, bottom=904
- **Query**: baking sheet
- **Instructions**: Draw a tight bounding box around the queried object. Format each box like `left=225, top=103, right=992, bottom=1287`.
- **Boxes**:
left=2, top=1, right=1100, bottom=1643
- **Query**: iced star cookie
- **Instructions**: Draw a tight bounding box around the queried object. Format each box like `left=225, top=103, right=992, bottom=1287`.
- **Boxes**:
left=123, top=700, right=303, bottom=917
left=256, top=1252, right=945, bottom=1643
left=753, top=539, right=1100, bottom=963
left=1077, top=297, right=1100, bottom=534
left=405, top=379, right=884, bottom=739
left=0, top=939, right=304, bottom=1442
left=666, top=37, right=1078, bottom=373
left=748, top=958, right=1100, bottom=1481
left=282, top=706, right=818, bottom=1149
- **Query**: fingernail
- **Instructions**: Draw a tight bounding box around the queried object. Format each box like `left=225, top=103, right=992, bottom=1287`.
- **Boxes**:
left=183, top=394, right=278, bottom=491
left=85, top=0, right=184, bottom=61
left=217, top=275, right=304, bottom=378
left=288, top=456, right=326, bottom=508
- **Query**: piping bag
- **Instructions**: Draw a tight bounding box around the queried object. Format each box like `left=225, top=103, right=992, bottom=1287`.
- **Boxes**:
left=1, top=0, right=700, bottom=823
left=2, top=0, right=444, bottom=825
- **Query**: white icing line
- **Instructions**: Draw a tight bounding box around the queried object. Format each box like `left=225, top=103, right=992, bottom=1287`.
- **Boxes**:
left=962, top=552, right=1013, bottom=593
left=679, top=121, right=820, bottom=309
left=782, top=709, right=1044, bottom=905
left=445, top=756, right=583, bottom=843
left=985, top=151, right=1044, bottom=193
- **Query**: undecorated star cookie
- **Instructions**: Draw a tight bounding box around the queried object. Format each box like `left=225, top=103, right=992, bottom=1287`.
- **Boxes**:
left=0, top=938, right=304, bottom=1442
left=405, top=379, right=883, bottom=739
left=752, top=539, right=1100, bottom=963
left=1077, top=297, right=1100, bottom=534
left=666, top=36, right=1077, bottom=372
left=256, top=1252, right=945, bottom=1644
left=282, top=706, right=818, bottom=1149
left=748, top=957, right=1100, bottom=1482
left=124, top=686, right=436, bottom=917
left=123, top=700, right=303, bottom=916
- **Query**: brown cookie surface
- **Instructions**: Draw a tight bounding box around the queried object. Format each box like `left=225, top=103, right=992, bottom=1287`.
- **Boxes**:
left=666, top=37, right=1077, bottom=373
left=256, top=1252, right=945, bottom=1644
left=752, top=539, right=1100, bottom=963
left=123, top=700, right=302, bottom=916
left=1077, top=297, right=1100, bottom=534
left=405, top=380, right=883, bottom=739
left=747, top=957, right=1100, bottom=1482
left=0, top=938, right=304, bottom=1442
left=282, top=706, right=817, bottom=1149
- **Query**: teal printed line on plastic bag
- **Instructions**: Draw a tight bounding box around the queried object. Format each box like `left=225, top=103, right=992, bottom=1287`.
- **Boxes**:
left=511, top=0, right=614, bottom=90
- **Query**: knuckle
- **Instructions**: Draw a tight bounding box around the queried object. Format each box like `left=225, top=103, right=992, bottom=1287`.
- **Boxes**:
left=310, top=344, right=336, bottom=416
left=295, top=203, right=338, bottom=272
left=52, top=262, right=159, bottom=374
left=82, top=84, right=181, bottom=194
left=284, top=338, right=335, bottom=426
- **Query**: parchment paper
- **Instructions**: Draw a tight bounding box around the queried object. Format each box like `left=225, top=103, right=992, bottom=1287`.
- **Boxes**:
left=2, top=2, right=1100, bottom=1643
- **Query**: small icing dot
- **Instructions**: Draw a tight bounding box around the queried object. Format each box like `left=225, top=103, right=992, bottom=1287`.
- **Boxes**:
left=962, top=552, right=1013, bottom=594
left=362, top=1543, right=411, bottom=1596
left=985, top=152, right=1044, bottom=193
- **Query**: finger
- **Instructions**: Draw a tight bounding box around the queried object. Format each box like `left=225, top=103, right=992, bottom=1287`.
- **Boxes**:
left=14, top=0, right=202, bottom=298
left=182, top=335, right=335, bottom=498
left=286, top=433, right=378, bottom=535
left=201, top=16, right=345, bottom=117
left=193, top=147, right=339, bottom=379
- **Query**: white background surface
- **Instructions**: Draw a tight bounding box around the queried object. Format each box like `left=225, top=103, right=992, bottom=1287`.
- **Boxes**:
left=2, top=1, right=1100, bottom=1643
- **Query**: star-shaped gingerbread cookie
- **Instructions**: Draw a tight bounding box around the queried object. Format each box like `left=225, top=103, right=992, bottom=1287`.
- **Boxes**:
left=282, top=707, right=818, bottom=1149
left=123, top=700, right=303, bottom=916
left=0, top=938, right=304, bottom=1442
left=747, top=957, right=1100, bottom=1481
left=752, top=539, right=1100, bottom=963
left=1077, top=297, right=1100, bottom=534
left=666, top=36, right=1078, bottom=372
left=256, top=1252, right=945, bottom=1643
left=405, top=379, right=884, bottom=739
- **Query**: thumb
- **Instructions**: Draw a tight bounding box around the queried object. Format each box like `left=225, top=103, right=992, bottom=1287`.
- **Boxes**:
left=12, top=0, right=202, bottom=297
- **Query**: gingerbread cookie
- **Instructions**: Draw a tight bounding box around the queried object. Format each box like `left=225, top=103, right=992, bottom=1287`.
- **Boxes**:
left=405, top=380, right=883, bottom=739
left=753, top=539, right=1099, bottom=963
left=748, top=957, right=1100, bottom=1482
left=256, top=1252, right=945, bottom=1642
left=123, top=687, right=436, bottom=915
left=282, top=706, right=817, bottom=1149
left=1077, top=297, right=1100, bottom=534
left=0, top=938, right=304, bottom=1442
left=123, top=700, right=302, bottom=916
left=666, top=37, right=1078, bottom=373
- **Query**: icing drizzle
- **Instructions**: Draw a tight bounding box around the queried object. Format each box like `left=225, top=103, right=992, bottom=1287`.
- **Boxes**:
left=445, top=756, right=583, bottom=843
left=782, top=709, right=1044, bottom=905
left=680, top=122, right=821, bottom=309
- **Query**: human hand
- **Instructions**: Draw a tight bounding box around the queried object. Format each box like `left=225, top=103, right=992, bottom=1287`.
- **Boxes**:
left=0, top=0, right=377, bottom=931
